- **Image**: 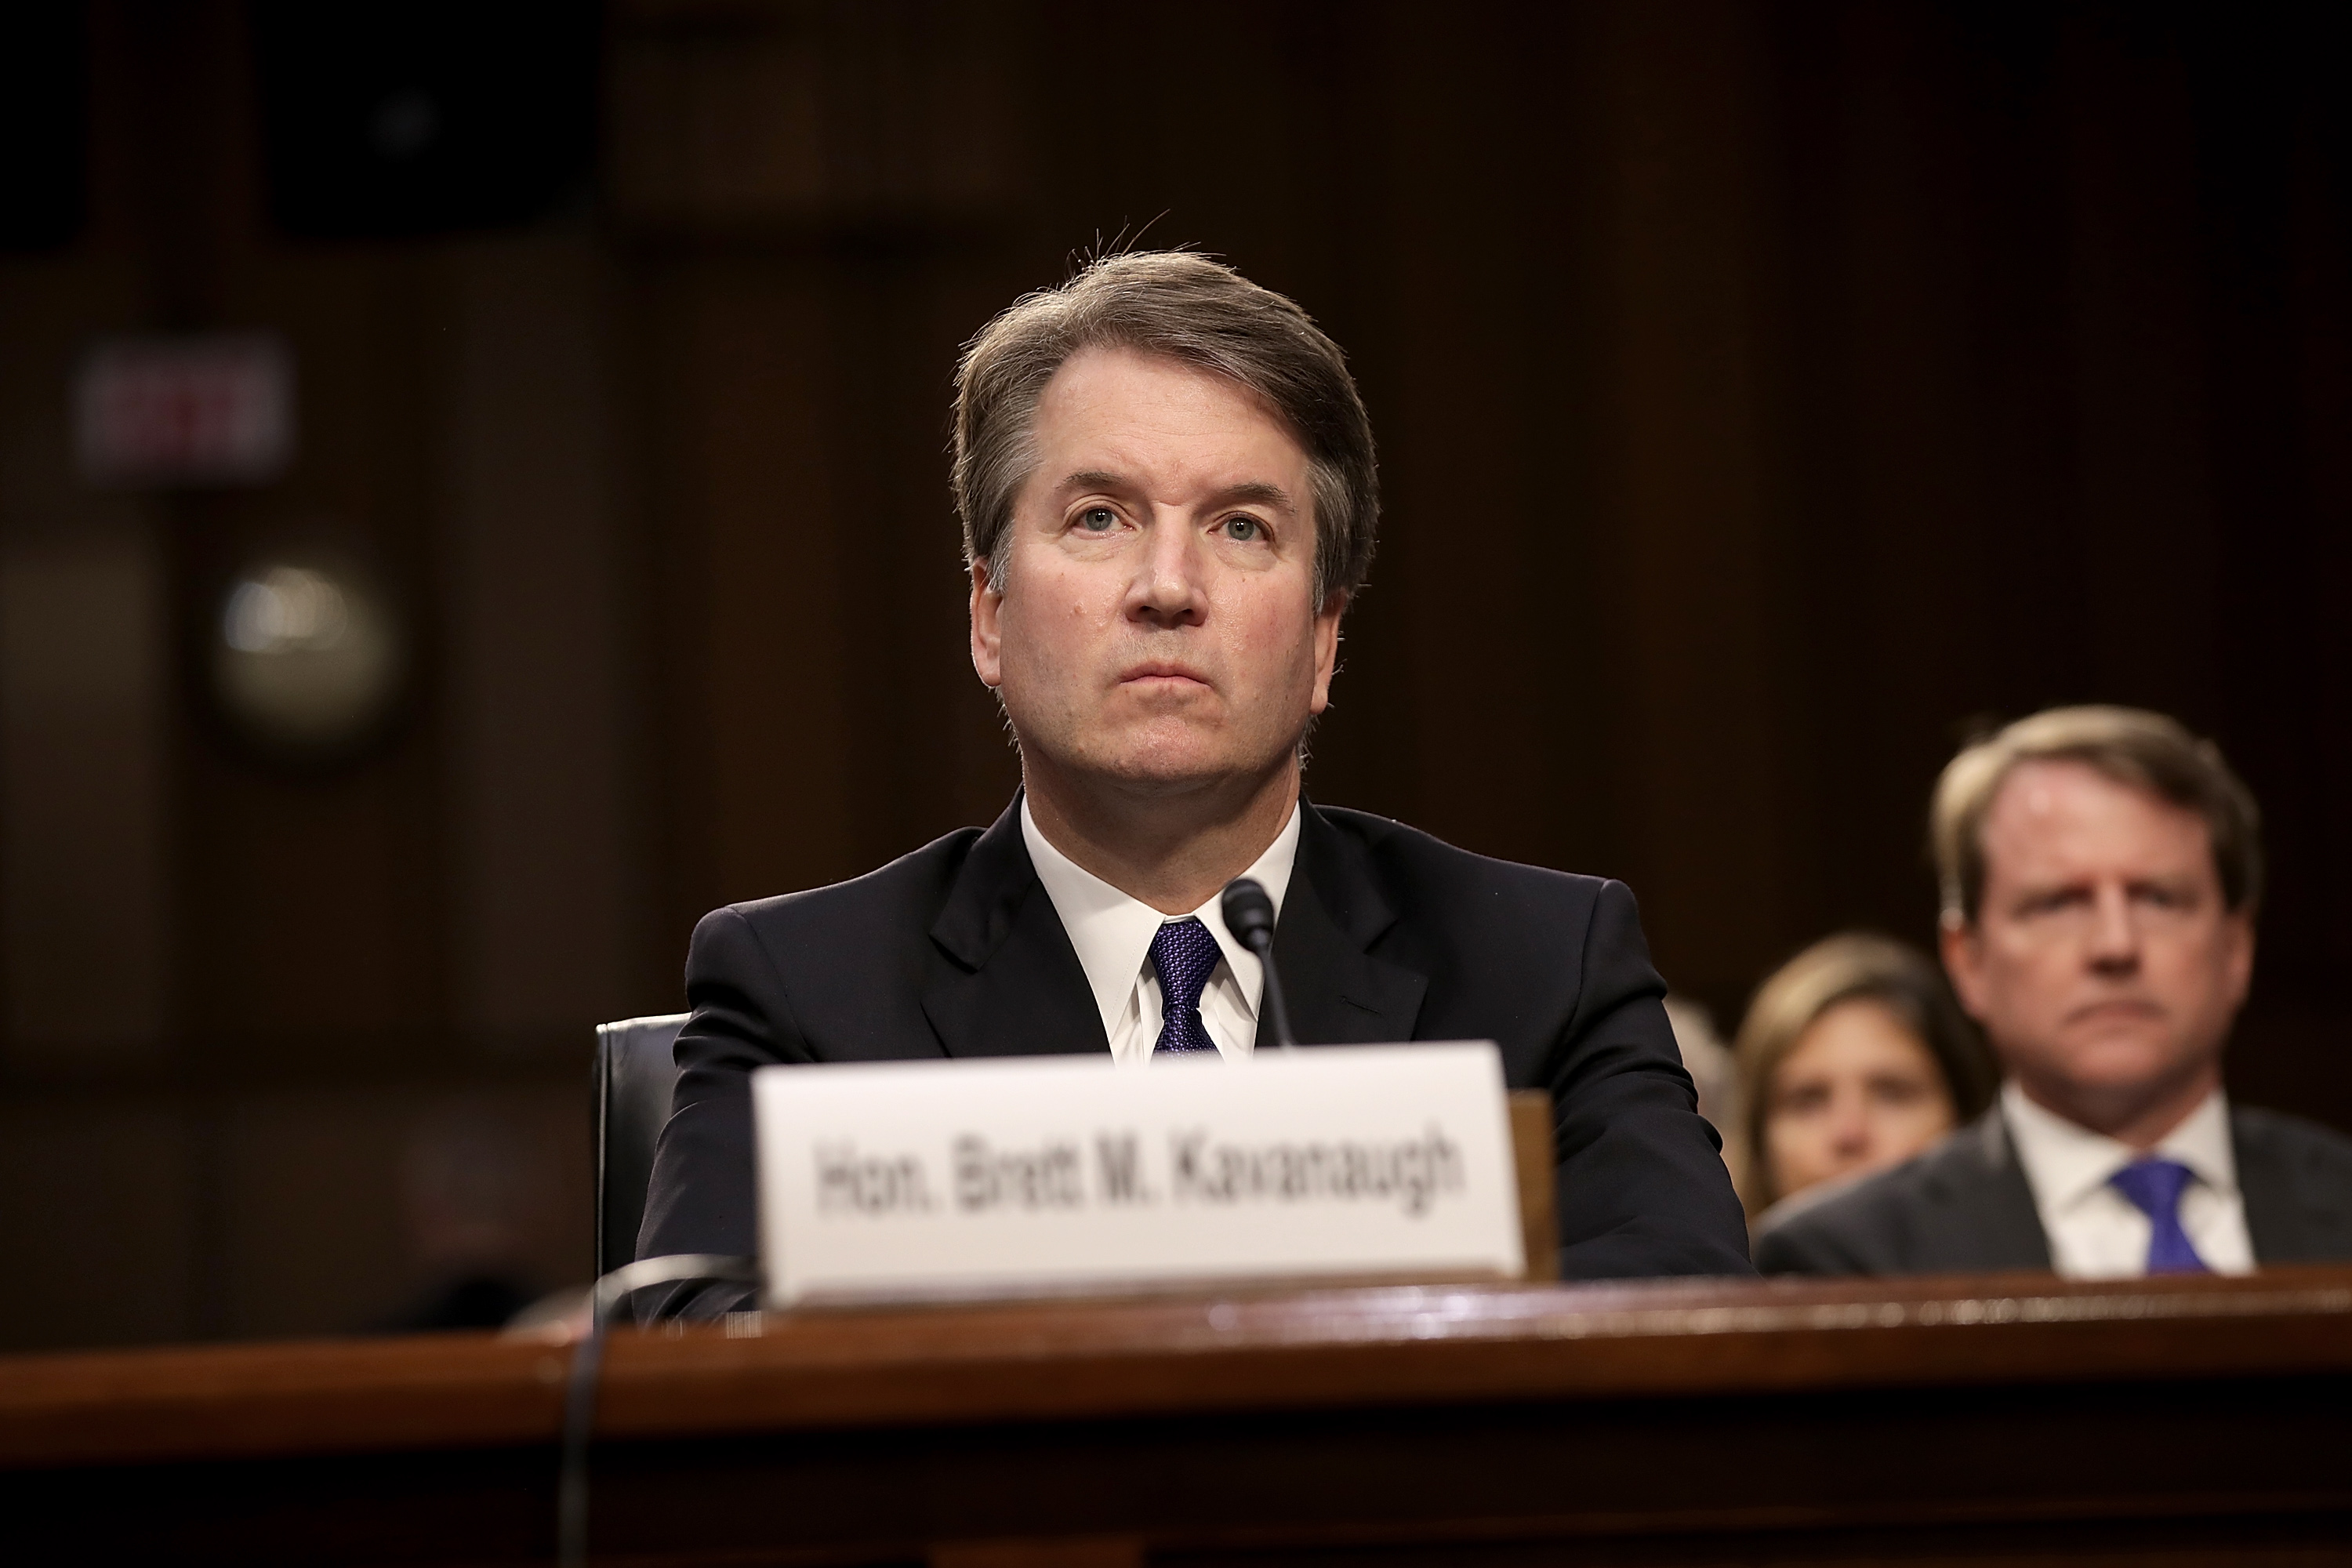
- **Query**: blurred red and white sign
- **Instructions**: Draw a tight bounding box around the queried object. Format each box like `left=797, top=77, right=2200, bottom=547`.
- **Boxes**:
left=74, top=334, right=295, bottom=487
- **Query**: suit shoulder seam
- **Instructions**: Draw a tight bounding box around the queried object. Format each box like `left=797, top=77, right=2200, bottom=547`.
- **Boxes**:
left=706, top=903, right=816, bottom=1054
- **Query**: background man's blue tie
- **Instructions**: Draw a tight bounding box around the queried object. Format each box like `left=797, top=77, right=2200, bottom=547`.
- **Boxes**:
left=2108, top=1157, right=2210, bottom=1274
left=1149, top=917, right=1224, bottom=1056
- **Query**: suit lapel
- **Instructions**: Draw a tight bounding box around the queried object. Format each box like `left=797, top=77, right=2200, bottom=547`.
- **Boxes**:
left=2235, top=1109, right=2318, bottom=1263
left=919, top=800, right=1108, bottom=1059
left=1257, top=803, right=1429, bottom=1049
left=1921, top=1111, right=2053, bottom=1272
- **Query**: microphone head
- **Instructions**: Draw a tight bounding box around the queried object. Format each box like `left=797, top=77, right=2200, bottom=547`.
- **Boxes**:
left=1220, top=877, right=1277, bottom=955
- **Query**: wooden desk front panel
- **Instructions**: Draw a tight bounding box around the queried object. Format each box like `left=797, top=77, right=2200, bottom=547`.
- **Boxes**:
left=5, top=1270, right=2350, bottom=1566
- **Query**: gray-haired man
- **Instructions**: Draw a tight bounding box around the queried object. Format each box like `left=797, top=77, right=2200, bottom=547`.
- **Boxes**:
left=638, top=253, right=1751, bottom=1312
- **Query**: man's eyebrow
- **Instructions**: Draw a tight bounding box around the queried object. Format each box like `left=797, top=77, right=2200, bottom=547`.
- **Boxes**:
left=1053, top=473, right=1301, bottom=515
left=1210, top=481, right=1299, bottom=514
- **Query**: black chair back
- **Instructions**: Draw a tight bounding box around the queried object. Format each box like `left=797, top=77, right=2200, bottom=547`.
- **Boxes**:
left=593, top=1013, right=688, bottom=1278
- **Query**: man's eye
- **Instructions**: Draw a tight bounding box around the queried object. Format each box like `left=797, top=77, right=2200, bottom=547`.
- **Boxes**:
left=1221, top=516, right=1264, bottom=543
left=2020, top=889, right=2085, bottom=917
left=1076, top=506, right=1119, bottom=533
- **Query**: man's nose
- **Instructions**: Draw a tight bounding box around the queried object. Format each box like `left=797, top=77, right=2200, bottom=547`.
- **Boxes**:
left=2086, top=882, right=2141, bottom=973
left=1128, top=516, right=1207, bottom=624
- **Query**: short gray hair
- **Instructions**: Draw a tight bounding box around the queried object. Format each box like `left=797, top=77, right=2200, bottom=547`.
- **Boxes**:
left=952, top=252, right=1378, bottom=604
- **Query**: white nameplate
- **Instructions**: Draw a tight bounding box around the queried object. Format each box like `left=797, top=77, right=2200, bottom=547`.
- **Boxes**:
left=752, top=1042, right=1524, bottom=1308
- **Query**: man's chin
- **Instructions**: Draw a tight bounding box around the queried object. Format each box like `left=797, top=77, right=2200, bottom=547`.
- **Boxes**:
left=2049, top=1033, right=2201, bottom=1093
left=1079, top=736, right=1289, bottom=798
left=1091, top=753, right=1255, bottom=797
left=1011, top=710, right=1302, bottom=800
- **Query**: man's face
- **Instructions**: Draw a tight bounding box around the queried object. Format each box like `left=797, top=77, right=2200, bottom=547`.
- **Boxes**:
left=970, top=347, right=1342, bottom=798
left=1942, top=760, right=2254, bottom=1124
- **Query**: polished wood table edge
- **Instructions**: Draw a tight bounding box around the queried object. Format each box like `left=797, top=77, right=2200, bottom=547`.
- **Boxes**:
left=3, top=1266, right=2349, bottom=1471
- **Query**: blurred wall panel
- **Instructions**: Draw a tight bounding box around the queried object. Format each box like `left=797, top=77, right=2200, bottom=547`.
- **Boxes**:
left=2282, top=136, right=2352, bottom=985
left=437, top=234, right=649, bottom=1041
left=607, top=8, right=825, bottom=226
left=608, top=0, right=1016, bottom=232
left=0, top=256, right=172, bottom=1063
left=2060, top=25, right=2224, bottom=720
left=214, top=1083, right=584, bottom=1340
left=1761, top=2, right=1995, bottom=943
left=0, top=530, right=172, bottom=1054
left=2200, top=60, right=2352, bottom=1120
left=0, top=1102, right=196, bottom=1348
left=1569, top=0, right=1806, bottom=996
left=644, top=258, right=855, bottom=914
left=1365, top=6, right=1606, bottom=878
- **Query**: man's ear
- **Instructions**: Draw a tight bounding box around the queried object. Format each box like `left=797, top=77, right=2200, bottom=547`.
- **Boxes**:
left=1308, top=588, right=1348, bottom=715
left=2220, top=904, right=2257, bottom=1013
left=1940, top=913, right=1991, bottom=1023
left=969, top=557, right=1004, bottom=688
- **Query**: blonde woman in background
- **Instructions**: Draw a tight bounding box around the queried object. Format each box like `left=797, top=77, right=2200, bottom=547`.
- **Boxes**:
left=1736, top=933, right=1995, bottom=1220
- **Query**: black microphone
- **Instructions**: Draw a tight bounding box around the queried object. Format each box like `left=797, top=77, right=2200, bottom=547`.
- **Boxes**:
left=1221, top=876, right=1296, bottom=1050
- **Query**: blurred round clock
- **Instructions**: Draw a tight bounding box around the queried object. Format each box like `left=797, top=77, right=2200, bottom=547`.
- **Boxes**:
left=211, top=557, right=406, bottom=759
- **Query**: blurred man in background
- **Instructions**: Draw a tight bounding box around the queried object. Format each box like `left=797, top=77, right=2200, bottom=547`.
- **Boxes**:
left=1758, top=707, right=2352, bottom=1277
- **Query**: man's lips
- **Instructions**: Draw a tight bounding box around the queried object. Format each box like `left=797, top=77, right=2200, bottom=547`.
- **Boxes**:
left=1118, top=662, right=1212, bottom=688
left=2065, top=998, right=2166, bottom=1026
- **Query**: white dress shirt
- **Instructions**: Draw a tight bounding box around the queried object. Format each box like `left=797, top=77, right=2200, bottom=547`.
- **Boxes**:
left=2001, top=1080, right=2256, bottom=1278
left=1020, top=798, right=1301, bottom=1064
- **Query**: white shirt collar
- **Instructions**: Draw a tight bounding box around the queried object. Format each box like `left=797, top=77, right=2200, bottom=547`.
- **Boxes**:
left=2001, top=1078, right=2239, bottom=1214
left=1020, top=795, right=1301, bottom=1044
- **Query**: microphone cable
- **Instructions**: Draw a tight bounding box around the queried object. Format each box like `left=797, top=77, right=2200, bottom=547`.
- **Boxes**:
left=564, top=882, right=1271, bottom=1554
left=557, top=1253, right=761, bottom=1568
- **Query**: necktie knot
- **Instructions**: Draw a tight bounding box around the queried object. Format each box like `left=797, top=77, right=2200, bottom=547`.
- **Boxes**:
left=1149, top=917, right=1223, bottom=1056
left=2108, top=1156, right=2194, bottom=1218
left=2108, top=1156, right=2209, bottom=1275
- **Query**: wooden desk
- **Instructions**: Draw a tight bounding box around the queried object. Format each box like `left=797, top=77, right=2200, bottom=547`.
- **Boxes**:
left=5, top=1268, right=2350, bottom=1565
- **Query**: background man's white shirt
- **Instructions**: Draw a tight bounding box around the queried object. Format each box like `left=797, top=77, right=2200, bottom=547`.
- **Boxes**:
left=2002, top=1080, right=2256, bottom=1278
left=1021, top=798, right=1300, bottom=1064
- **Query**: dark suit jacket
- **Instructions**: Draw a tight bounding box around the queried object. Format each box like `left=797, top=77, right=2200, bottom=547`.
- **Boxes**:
left=637, top=797, right=1753, bottom=1312
left=1753, top=1102, right=2352, bottom=1276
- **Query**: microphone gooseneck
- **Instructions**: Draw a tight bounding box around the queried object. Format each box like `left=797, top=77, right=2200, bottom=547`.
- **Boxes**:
left=1220, top=876, right=1296, bottom=1050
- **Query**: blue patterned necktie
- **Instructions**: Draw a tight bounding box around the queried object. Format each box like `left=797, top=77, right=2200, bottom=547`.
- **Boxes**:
left=2108, top=1157, right=2210, bottom=1275
left=1149, top=917, right=1224, bottom=1056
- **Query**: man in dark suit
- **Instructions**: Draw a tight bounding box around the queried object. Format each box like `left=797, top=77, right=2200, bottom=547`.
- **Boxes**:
left=1756, top=707, right=2352, bottom=1277
left=637, top=252, right=1752, bottom=1310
